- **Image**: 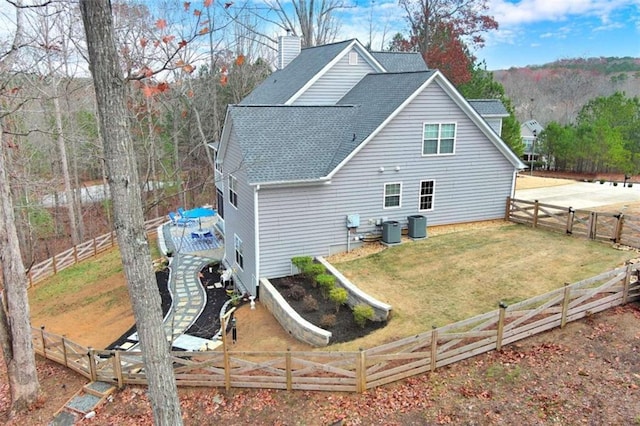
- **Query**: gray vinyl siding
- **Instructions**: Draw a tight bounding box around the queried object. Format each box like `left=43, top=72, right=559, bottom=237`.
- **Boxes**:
left=292, top=49, right=377, bottom=105
left=221, top=125, right=258, bottom=295
left=484, top=118, right=503, bottom=136
left=257, top=81, right=516, bottom=278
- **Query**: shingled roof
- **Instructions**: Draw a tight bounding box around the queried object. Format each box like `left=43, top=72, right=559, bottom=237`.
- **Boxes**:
left=370, top=51, right=428, bottom=72
left=468, top=99, right=509, bottom=116
left=229, top=71, right=436, bottom=184
left=240, top=40, right=355, bottom=105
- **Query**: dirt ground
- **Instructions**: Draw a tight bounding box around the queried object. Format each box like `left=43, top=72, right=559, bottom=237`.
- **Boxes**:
left=2, top=303, right=638, bottom=425
left=5, top=174, right=640, bottom=424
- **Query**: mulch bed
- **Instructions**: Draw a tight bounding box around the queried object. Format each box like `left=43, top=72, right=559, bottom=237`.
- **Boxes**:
left=106, top=264, right=229, bottom=350
left=269, top=274, right=387, bottom=344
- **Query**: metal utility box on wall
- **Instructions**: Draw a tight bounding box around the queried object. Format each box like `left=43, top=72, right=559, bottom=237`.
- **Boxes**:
left=407, top=215, right=427, bottom=239
left=382, top=221, right=401, bottom=244
left=346, top=214, right=360, bottom=228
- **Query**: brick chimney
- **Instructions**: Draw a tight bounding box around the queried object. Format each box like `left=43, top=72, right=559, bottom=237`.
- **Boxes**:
left=277, top=30, right=301, bottom=70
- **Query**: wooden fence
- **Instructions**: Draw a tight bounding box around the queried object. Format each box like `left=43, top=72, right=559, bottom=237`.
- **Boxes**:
left=506, top=197, right=640, bottom=248
left=26, top=216, right=166, bottom=287
left=32, top=261, right=640, bottom=393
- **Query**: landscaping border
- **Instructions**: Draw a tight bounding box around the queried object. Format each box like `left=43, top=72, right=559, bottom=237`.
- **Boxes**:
left=259, top=277, right=331, bottom=346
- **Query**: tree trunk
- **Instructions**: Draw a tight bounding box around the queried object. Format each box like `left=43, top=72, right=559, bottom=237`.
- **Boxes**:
left=0, top=125, right=40, bottom=415
left=79, top=2, right=183, bottom=425
left=52, top=93, right=81, bottom=245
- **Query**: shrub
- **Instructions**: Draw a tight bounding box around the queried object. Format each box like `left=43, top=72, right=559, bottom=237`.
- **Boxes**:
left=613, top=182, right=618, bottom=186
left=291, top=256, right=312, bottom=272
left=303, top=263, right=325, bottom=280
left=302, top=295, right=318, bottom=312
left=287, top=284, right=306, bottom=301
left=316, top=273, right=336, bottom=296
left=329, top=287, right=348, bottom=312
left=353, top=304, right=375, bottom=328
left=599, top=179, right=605, bottom=184
left=629, top=183, right=633, bottom=188
left=320, top=314, right=337, bottom=329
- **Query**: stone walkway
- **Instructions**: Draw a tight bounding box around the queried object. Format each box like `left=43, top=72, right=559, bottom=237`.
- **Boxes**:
left=119, top=222, right=225, bottom=351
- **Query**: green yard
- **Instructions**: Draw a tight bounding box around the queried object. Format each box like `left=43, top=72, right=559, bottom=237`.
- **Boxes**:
left=330, top=222, right=637, bottom=350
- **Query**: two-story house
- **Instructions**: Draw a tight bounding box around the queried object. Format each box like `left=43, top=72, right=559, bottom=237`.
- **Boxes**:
left=213, top=36, right=525, bottom=296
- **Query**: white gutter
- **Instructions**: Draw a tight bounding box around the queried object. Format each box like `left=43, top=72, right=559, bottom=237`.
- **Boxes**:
left=254, top=184, right=260, bottom=296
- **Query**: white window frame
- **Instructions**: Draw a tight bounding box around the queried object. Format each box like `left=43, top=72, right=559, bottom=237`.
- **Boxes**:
left=422, top=122, right=457, bottom=156
left=234, top=234, right=244, bottom=270
left=418, top=179, right=435, bottom=211
left=383, top=182, right=402, bottom=209
left=228, top=175, right=238, bottom=208
left=348, top=51, right=358, bottom=65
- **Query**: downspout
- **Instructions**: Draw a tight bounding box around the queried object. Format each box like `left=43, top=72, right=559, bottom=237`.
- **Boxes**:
left=254, top=185, right=260, bottom=297
left=511, top=170, right=518, bottom=198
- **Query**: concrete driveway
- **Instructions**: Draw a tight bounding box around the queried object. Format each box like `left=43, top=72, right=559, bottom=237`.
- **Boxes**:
left=515, top=181, right=640, bottom=210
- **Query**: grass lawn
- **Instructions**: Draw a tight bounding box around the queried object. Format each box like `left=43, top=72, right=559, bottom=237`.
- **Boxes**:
left=28, top=237, right=162, bottom=348
left=330, top=222, right=637, bottom=350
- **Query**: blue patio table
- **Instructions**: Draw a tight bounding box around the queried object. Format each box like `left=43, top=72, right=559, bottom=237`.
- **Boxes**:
left=191, top=229, right=214, bottom=239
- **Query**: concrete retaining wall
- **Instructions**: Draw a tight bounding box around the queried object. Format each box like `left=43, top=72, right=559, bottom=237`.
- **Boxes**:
left=259, top=278, right=331, bottom=347
left=316, top=257, right=392, bottom=322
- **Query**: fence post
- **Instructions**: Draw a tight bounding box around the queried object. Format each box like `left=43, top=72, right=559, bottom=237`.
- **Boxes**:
left=504, top=196, right=511, bottom=221
left=111, top=231, right=115, bottom=247
left=88, top=347, right=97, bottom=382
left=588, top=211, right=596, bottom=240
left=40, top=326, right=46, bottom=357
left=61, top=336, right=68, bottom=367
left=285, top=348, right=292, bottom=391
left=430, top=326, right=438, bottom=372
left=613, top=214, right=624, bottom=244
left=623, top=263, right=632, bottom=304
left=114, top=351, right=124, bottom=389
left=533, top=200, right=539, bottom=228
left=28, top=270, right=33, bottom=288
left=93, top=238, right=98, bottom=257
left=560, top=283, right=571, bottom=328
left=356, top=348, right=366, bottom=393
left=73, top=245, right=78, bottom=265
left=52, top=254, right=57, bottom=275
left=496, top=302, right=507, bottom=351
left=566, top=207, right=574, bottom=235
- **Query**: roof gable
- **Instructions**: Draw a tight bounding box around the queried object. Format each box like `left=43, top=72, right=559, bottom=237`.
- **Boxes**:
left=240, top=40, right=355, bottom=105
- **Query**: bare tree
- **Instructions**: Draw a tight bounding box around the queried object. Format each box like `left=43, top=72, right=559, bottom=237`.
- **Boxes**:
left=79, top=1, right=183, bottom=424
left=263, top=0, right=347, bottom=47
left=0, top=0, right=40, bottom=415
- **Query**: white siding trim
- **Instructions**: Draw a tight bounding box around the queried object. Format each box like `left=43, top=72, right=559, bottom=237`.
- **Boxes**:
left=254, top=186, right=260, bottom=289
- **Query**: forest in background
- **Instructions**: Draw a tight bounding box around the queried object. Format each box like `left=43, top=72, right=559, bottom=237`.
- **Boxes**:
left=2, top=0, right=638, bottom=265
left=495, top=57, right=640, bottom=125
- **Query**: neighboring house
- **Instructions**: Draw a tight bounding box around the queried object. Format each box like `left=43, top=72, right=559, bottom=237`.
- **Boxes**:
left=521, top=119, right=544, bottom=164
left=213, top=36, right=526, bottom=296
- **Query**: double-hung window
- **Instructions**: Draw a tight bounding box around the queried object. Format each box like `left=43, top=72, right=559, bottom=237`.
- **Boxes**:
left=384, top=183, right=402, bottom=208
left=419, top=180, right=435, bottom=211
left=228, top=175, right=238, bottom=208
left=234, top=234, right=244, bottom=269
left=423, top=123, right=456, bottom=155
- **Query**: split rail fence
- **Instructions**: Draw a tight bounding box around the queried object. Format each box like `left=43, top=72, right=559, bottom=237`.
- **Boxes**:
left=32, top=261, right=640, bottom=393
left=26, top=216, right=166, bottom=287
left=506, top=197, right=640, bottom=249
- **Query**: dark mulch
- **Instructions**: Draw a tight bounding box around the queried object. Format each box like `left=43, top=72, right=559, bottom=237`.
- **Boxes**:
left=185, top=264, right=229, bottom=339
left=269, top=274, right=387, bottom=344
left=106, top=263, right=229, bottom=350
